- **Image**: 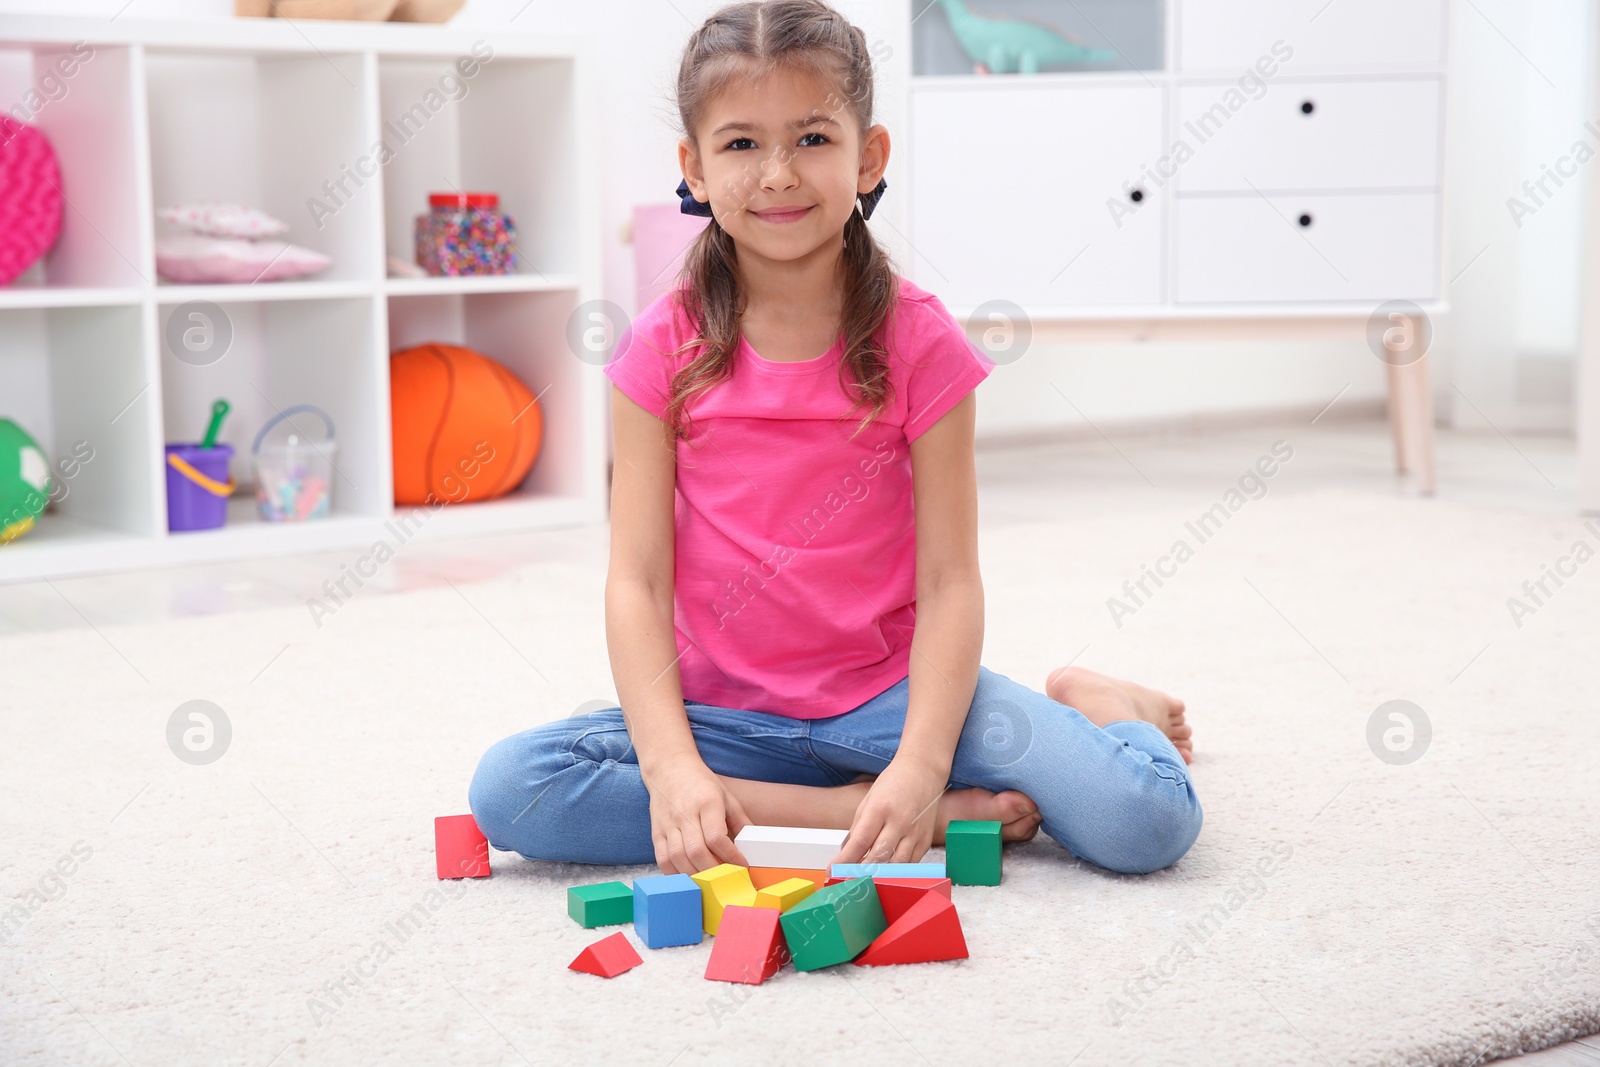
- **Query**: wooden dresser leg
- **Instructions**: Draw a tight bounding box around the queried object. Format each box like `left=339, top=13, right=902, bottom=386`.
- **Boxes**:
left=1410, top=354, right=1438, bottom=496
left=1386, top=360, right=1411, bottom=475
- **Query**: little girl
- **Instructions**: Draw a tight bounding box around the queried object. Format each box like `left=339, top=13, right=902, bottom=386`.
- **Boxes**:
left=470, top=0, right=1199, bottom=877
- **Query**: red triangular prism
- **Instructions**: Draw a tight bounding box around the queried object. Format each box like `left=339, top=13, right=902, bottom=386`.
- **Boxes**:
left=705, top=905, right=789, bottom=984
left=872, top=877, right=951, bottom=925
left=569, top=931, right=643, bottom=977
left=854, top=892, right=968, bottom=966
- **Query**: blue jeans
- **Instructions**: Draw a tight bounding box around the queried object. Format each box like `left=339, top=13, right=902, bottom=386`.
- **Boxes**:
left=469, top=665, right=1202, bottom=875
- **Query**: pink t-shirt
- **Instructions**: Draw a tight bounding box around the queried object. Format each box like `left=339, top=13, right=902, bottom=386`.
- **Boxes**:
left=604, top=276, right=995, bottom=719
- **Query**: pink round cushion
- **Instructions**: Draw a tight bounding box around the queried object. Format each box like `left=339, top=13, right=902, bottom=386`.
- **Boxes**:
left=0, top=117, right=63, bottom=285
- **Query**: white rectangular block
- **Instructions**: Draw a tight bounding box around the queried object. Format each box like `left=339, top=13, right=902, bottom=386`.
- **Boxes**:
left=734, top=825, right=849, bottom=870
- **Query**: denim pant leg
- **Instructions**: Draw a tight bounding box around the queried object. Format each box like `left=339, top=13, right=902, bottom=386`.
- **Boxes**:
left=807, top=665, right=1203, bottom=875
left=468, top=702, right=846, bottom=866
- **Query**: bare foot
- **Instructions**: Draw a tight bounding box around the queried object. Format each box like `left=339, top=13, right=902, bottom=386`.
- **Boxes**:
left=1046, top=665, right=1194, bottom=764
left=934, top=787, right=1042, bottom=845
left=844, top=774, right=1041, bottom=844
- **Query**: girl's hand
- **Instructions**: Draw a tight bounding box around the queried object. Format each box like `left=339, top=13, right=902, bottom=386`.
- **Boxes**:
left=832, top=754, right=948, bottom=866
left=643, top=754, right=751, bottom=875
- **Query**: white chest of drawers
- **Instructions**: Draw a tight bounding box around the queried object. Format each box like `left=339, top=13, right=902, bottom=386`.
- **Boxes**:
left=909, top=0, right=1448, bottom=315
left=906, top=0, right=1449, bottom=490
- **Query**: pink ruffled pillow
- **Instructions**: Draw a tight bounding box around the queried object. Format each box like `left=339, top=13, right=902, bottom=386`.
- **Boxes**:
left=159, top=200, right=290, bottom=239
left=0, top=117, right=64, bottom=285
left=155, top=235, right=330, bottom=284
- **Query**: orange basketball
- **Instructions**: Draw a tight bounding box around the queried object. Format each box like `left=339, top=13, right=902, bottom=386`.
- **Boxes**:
left=390, top=342, right=543, bottom=506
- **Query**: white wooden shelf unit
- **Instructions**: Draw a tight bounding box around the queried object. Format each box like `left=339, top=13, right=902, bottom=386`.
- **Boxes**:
left=0, top=16, right=606, bottom=583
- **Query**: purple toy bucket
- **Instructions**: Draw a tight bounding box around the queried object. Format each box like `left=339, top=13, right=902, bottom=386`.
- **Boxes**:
left=165, top=443, right=235, bottom=532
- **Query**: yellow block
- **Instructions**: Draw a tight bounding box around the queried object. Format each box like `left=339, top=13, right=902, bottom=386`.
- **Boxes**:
left=754, top=877, right=817, bottom=913
left=689, top=862, right=758, bottom=935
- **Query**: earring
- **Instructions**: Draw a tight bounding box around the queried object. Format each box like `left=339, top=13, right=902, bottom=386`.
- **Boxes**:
left=858, top=177, right=888, bottom=221
left=676, top=179, right=714, bottom=218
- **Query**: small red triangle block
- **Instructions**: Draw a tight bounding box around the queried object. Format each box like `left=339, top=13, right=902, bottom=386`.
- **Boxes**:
left=569, top=931, right=643, bottom=978
left=705, top=905, right=790, bottom=985
left=854, top=891, right=968, bottom=966
left=871, top=878, right=951, bottom=925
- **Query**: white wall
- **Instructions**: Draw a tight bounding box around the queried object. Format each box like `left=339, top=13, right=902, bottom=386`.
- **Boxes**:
left=1, top=0, right=1583, bottom=440
left=1441, top=0, right=1592, bottom=433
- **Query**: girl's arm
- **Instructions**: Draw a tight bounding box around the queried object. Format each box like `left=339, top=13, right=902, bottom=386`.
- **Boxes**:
left=834, top=391, right=985, bottom=864
left=607, top=385, right=750, bottom=874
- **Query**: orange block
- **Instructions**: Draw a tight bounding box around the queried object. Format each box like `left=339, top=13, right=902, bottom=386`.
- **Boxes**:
left=748, top=866, right=827, bottom=890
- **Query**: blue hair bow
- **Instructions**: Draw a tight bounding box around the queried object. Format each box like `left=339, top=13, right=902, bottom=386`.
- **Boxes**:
left=675, top=177, right=888, bottom=221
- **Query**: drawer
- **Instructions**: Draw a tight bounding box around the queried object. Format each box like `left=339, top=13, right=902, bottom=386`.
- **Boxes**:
left=1175, top=78, right=1442, bottom=192
left=910, top=82, right=1165, bottom=310
left=1175, top=192, right=1438, bottom=303
left=1178, top=0, right=1447, bottom=72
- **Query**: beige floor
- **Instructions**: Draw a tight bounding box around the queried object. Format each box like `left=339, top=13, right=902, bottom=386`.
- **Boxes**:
left=2, top=412, right=1593, bottom=1065
left=0, top=414, right=1582, bottom=639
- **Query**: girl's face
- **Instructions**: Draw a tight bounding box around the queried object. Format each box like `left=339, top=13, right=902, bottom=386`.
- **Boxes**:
left=679, top=62, right=889, bottom=268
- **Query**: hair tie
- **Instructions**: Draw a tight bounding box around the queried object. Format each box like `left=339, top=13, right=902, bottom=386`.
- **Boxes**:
left=674, top=177, right=889, bottom=220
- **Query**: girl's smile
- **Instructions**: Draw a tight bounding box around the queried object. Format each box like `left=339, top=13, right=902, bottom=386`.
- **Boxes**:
left=751, top=204, right=815, bottom=224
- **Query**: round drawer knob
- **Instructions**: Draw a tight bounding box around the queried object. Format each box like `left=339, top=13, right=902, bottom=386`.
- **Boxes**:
left=1301, top=100, right=1315, bottom=115
left=1129, top=187, right=1145, bottom=203
left=1298, top=213, right=1313, bottom=227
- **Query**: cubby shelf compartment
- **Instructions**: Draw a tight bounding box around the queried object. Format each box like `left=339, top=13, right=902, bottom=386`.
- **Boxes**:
left=0, top=16, right=604, bottom=584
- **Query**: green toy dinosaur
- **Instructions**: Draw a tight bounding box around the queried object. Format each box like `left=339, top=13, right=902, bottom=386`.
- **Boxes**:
left=934, top=0, right=1119, bottom=74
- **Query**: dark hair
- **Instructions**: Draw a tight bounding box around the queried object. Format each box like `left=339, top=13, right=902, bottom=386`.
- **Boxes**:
left=665, top=0, right=898, bottom=444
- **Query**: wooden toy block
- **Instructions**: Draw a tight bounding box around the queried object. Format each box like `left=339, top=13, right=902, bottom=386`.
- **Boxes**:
left=944, top=819, right=1002, bottom=886
left=748, top=866, right=828, bottom=890
left=569, top=931, right=643, bottom=977
left=753, top=877, right=817, bottom=912
left=734, top=825, right=849, bottom=871
left=871, top=877, right=952, bottom=924
left=633, top=873, right=704, bottom=948
left=778, top=875, right=886, bottom=971
left=689, top=863, right=757, bottom=935
left=434, top=814, right=490, bottom=879
left=827, top=862, right=945, bottom=882
left=567, top=881, right=633, bottom=928
left=855, top=891, right=968, bottom=966
left=704, top=904, right=790, bottom=984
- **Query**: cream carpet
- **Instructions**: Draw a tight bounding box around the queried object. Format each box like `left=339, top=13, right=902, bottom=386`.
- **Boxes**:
left=2, top=487, right=1598, bottom=1066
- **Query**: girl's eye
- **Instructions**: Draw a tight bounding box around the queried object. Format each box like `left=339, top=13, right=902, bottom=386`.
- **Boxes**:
left=800, top=132, right=829, bottom=147
left=723, top=132, right=825, bottom=150
left=726, top=137, right=756, bottom=151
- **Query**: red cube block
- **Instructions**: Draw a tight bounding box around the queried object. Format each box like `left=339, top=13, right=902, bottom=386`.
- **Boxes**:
left=434, top=814, right=490, bottom=879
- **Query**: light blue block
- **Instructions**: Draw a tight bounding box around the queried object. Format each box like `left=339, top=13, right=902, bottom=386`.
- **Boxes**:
left=828, top=862, right=946, bottom=880
left=633, top=874, right=703, bottom=948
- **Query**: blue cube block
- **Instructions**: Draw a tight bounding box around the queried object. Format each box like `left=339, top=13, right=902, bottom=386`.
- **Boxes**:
left=633, top=874, right=703, bottom=948
left=828, top=862, right=946, bottom=880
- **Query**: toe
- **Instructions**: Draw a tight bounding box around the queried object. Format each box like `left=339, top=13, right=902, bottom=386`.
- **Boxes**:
left=995, top=789, right=1038, bottom=823
left=1002, top=811, right=1043, bottom=842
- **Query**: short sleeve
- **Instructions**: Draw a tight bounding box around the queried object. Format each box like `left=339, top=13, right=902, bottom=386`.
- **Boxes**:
left=602, top=290, right=688, bottom=420
left=898, top=293, right=996, bottom=442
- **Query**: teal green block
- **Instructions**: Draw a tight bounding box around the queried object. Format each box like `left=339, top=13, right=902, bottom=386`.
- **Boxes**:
left=567, top=881, right=634, bottom=928
left=945, top=819, right=1002, bottom=885
left=779, top=875, right=886, bottom=971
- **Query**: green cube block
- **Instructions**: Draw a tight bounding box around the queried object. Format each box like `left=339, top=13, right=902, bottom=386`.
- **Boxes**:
left=945, top=820, right=1002, bottom=885
left=779, top=876, right=886, bottom=971
left=567, top=881, right=634, bottom=928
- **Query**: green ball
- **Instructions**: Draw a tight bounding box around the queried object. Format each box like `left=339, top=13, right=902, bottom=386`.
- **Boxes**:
left=0, top=418, right=52, bottom=543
